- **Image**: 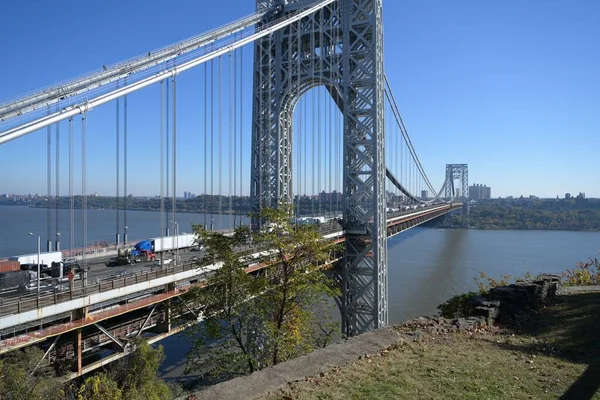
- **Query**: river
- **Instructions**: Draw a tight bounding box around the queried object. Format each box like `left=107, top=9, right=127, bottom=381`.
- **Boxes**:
left=0, top=205, right=599, bottom=379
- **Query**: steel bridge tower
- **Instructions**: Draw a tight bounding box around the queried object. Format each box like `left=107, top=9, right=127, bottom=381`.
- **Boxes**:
left=250, top=0, right=387, bottom=336
left=444, top=163, right=469, bottom=227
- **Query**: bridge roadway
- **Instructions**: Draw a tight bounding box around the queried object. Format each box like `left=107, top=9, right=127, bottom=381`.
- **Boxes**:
left=0, top=203, right=461, bottom=377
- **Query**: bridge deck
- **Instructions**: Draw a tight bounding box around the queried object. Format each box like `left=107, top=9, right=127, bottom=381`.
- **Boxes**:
left=0, top=203, right=462, bottom=360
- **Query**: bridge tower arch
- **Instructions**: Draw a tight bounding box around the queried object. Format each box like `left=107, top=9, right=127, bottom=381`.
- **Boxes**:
left=250, top=0, right=387, bottom=336
left=444, top=163, right=469, bottom=227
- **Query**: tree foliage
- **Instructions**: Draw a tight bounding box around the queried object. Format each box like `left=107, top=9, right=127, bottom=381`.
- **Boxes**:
left=108, top=339, right=171, bottom=400
left=183, top=205, right=340, bottom=378
left=432, top=204, right=600, bottom=230
left=0, top=347, right=65, bottom=400
left=0, top=339, right=172, bottom=400
left=75, top=373, right=122, bottom=400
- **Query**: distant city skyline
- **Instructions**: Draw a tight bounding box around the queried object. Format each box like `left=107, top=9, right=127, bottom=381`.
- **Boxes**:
left=0, top=1, right=599, bottom=198
left=2, top=189, right=598, bottom=201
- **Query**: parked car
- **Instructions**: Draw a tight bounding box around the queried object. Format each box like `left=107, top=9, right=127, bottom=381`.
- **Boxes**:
left=153, top=258, right=172, bottom=266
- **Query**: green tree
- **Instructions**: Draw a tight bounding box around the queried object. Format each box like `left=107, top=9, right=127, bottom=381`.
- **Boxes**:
left=108, top=339, right=171, bottom=400
left=0, top=347, right=65, bottom=400
left=183, top=205, right=340, bottom=378
left=76, top=373, right=122, bottom=400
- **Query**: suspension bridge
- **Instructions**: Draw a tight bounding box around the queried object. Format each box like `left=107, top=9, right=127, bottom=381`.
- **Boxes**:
left=0, top=0, right=468, bottom=377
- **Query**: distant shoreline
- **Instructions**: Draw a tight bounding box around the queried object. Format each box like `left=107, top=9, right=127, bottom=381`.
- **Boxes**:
left=0, top=203, right=247, bottom=216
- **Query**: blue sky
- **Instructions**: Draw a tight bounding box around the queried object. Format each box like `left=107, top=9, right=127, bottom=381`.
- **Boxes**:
left=0, top=0, right=598, bottom=198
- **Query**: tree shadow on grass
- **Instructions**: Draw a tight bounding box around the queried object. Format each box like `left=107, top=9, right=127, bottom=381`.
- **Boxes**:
left=493, top=292, right=600, bottom=399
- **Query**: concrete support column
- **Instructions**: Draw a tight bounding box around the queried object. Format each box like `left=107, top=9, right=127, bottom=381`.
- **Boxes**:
left=71, top=305, right=89, bottom=321
left=73, top=328, right=83, bottom=375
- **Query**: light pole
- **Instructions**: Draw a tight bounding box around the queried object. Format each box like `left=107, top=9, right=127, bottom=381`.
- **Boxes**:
left=28, top=232, right=40, bottom=299
left=124, top=225, right=128, bottom=244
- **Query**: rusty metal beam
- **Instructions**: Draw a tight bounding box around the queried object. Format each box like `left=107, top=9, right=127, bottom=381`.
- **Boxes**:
left=93, top=323, right=124, bottom=350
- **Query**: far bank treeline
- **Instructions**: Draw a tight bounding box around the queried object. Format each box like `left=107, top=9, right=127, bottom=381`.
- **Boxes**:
left=21, top=195, right=343, bottom=215
left=7, top=196, right=600, bottom=230
left=428, top=204, right=600, bottom=230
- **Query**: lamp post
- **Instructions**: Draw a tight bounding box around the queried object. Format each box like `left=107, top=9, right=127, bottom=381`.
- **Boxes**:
left=124, top=225, right=128, bottom=244
left=28, top=232, right=40, bottom=299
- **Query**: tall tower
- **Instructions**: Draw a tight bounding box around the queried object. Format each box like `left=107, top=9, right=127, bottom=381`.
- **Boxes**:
left=444, top=163, right=469, bottom=227
left=250, top=0, right=387, bottom=335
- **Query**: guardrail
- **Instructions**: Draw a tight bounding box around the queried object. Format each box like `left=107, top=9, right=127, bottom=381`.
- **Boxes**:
left=0, top=261, right=201, bottom=318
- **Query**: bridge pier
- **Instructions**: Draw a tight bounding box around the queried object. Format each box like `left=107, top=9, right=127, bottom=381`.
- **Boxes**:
left=463, top=202, right=470, bottom=228
left=73, top=328, right=83, bottom=375
left=154, top=282, right=175, bottom=333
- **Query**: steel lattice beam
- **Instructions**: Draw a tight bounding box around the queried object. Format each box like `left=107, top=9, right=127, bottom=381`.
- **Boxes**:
left=250, top=0, right=387, bottom=335
left=444, top=164, right=469, bottom=227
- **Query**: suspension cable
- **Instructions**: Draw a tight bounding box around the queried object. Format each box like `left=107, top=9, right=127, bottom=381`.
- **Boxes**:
left=239, top=47, right=244, bottom=226
left=203, top=63, right=208, bottom=229
left=218, top=56, right=223, bottom=227
left=82, top=113, right=88, bottom=272
left=160, top=80, right=165, bottom=238
left=68, top=118, right=74, bottom=253
left=116, top=83, right=120, bottom=245
left=124, top=87, right=128, bottom=243
left=230, top=48, right=235, bottom=225
left=210, top=59, right=214, bottom=231
left=47, top=107, right=52, bottom=252
left=166, top=72, right=170, bottom=236
left=172, top=73, right=177, bottom=241
left=55, top=108, right=60, bottom=252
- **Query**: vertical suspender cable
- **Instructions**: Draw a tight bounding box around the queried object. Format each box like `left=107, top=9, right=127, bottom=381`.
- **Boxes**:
left=297, top=97, right=302, bottom=220
left=160, top=81, right=165, bottom=239
left=295, top=19, right=301, bottom=219
left=319, top=6, right=324, bottom=217
left=218, top=56, right=223, bottom=227
left=304, top=94, right=307, bottom=216
left=47, top=108, right=52, bottom=252
left=240, top=43, right=244, bottom=222
left=203, top=63, right=208, bottom=229
left=231, top=47, right=236, bottom=226
left=55, top=110, right=60, bottom=252
left=166, top=74, right=170, bottom=236
left=124, top=89, right=128, bottom=244
left=311, top=90, right=316, bottom=216
left=329, top=66, right=333, bottom=215
left=116, top=86, right=120, bottom=245
left=210, top=59, right=214, bottom=231
left=82, top=113, right=88, bottom=272
left=69, top=118, right=74, bottom=253
left=172, top=74, right=177, bottom=243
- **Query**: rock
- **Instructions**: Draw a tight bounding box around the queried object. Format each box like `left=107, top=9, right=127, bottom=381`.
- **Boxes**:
left=473, top=306, right=499, bottom=325
left=470, top=295, right=501, bottom=308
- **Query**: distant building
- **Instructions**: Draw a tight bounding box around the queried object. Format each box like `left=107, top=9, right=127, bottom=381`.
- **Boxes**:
left=421, top=190, right=428, bottom=200
left=578, top=192, right=586, bottom=200
left=565, top=193, right=571, bottom=200
left=469, top=184, right=491, bottom=201
left=184, top=191, right=188, bottom=199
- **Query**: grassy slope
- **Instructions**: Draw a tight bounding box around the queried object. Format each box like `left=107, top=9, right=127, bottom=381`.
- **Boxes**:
left=263, top=292, right=600, bottom=400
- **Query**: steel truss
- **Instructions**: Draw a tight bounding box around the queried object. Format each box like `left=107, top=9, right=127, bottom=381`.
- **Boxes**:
left=444, top=163, right=469, bottom=227
left=250, top=0, right=387, bottom=335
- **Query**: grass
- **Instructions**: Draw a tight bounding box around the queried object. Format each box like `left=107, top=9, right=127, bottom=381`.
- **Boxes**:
left=262, top=291, right=600, bottom=400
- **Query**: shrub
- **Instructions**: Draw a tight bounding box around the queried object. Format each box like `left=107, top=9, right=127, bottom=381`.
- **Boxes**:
left=437, top=292, right=479, bottom=318
left=562, top=258, right=600, bottom=286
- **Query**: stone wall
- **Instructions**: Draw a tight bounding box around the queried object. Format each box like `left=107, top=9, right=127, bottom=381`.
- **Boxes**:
left=471, top=274, right=562, bottom=325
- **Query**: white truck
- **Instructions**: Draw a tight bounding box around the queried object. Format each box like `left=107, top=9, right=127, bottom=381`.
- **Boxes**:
left=9, top=251, right=62, bottom=266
